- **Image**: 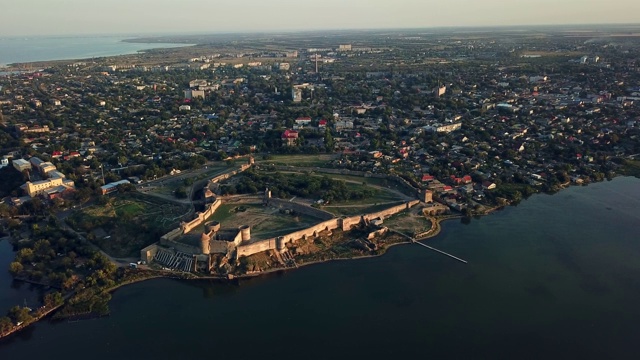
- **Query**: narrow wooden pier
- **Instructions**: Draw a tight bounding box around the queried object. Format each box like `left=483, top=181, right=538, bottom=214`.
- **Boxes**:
left=411, top=239, right=468, bottom=264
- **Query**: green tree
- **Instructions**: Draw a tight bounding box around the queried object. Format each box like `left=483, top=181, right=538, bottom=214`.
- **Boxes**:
left=0, top=316, right=12, bottom=333
left=324, top=128, right=334, bottom=152
left=43, top=292, right=64, bottom=307
left=8, top=306, right=32, bottom=324
left=9, top=262, right=23, bottom=276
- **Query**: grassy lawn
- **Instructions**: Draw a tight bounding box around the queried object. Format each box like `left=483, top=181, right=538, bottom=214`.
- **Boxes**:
left=115, top=202, right=145, bottom=217
left=384, top=210, right=432, bottom=235
left=266, top=171, right=404, bottom=205
left=256, top=154, right=337, bottom=168
left=207, top=204, right=241, bottom=223
left=320, top=173, right=391, bottom=187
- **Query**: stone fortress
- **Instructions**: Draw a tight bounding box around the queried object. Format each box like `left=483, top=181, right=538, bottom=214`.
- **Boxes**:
left=141, top=158, right=443, bottom=274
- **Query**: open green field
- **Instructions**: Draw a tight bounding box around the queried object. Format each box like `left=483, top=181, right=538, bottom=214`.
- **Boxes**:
left=384, top=208, right=432, bottom=236
left=274, top=171, right=392, bottom=188
left=267, top=171, right=406, bottom=205
left=300, top=170, right=417, bottom=198
left=66, top=194, right=189, bottom=257
left=256, top=154, right=337, bottom=168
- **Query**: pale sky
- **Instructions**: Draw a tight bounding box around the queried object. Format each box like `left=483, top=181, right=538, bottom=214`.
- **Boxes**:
left=2, top=0, right=639, bottom=36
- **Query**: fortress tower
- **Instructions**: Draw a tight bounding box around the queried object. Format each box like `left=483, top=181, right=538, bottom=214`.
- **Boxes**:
left=201, top=233, right=211, bottom=255
left=422, top=189, right=433, bottom=203
left=239, top=225, right=251, bottom=244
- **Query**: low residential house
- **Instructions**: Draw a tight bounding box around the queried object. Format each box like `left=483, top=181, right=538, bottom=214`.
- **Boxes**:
left=482, top=181, right=497, bottom=190
left=295, top=117, right=312, bottom=127
left=282, top=129, right=299, bottom=146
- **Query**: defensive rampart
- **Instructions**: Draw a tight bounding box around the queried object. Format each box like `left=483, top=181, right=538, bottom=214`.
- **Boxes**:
left=361, top=200, right=420, bottom=222
left=159, top=238, right=200, bottom=254
left=267, top=198, right=335, bottom=220
left=180, top=198, right=222, bottom=234
left=236, top=201, right=419, bottom=259
left=209, top=163, right=252, bottom=185
left=160, top=227, right=183, bottom=242
left=153, top=163, right=420, bottom=265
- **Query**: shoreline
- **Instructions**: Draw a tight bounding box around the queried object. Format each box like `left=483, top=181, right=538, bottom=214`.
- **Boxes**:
left=2, top=178, right=634, bottom=339
left=177, top=214, right=460, bottom=282
left=0, top=38, right=195, bottom=69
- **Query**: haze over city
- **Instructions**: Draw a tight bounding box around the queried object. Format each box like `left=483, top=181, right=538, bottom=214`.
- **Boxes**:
left=2, top=0, right=640, bottom=36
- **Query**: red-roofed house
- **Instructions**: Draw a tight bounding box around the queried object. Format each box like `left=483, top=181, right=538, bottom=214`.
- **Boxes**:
left=422, top=174, right=435, bottom=182
left=319, top=119, right=327, bottom=128
left=282, top=129, right=299, bottom=146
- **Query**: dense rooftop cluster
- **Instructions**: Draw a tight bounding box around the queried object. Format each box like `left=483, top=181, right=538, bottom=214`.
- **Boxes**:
left=1, top=29, right=639, bottom=210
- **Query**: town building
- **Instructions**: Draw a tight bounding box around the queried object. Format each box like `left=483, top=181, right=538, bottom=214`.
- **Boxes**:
left=184, top=89, right=205, bottom=99
left=24, top=177, right=74, bottom=197
left=0, top=156, right=10, bottom=169
left=292, top=87, right=302, bottom=102
left=12, top=159, right=31, bottom=172
left=100, top=180, right=131, bottom=195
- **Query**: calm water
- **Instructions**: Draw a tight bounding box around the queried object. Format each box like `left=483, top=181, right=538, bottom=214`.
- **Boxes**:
left=0, top=240, right=43, bottom=314
left=1, top=177, right=639, bottom=359
left=0, top=36, right=191, bottom=67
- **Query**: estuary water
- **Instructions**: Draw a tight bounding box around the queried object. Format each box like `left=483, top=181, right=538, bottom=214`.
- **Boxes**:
left=0, top=36, right=191, bottom=67
left=0, top=240, right=43, bottom=314
left=1, top=177, right=640, bottom=359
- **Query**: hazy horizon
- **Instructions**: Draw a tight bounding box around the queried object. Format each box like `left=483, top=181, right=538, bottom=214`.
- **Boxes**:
left=2, top=0, right=640, bottom=37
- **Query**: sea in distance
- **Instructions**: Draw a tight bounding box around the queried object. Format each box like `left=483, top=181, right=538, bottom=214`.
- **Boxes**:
left=1, top=177, right=639, bottom=359
left=0, top=35, right=191, bottom=68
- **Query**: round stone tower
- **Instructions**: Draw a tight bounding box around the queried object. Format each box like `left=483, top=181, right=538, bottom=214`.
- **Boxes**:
left=200, top=232, right=211, bottom=255
left=205, top=221, right=221, bottom=233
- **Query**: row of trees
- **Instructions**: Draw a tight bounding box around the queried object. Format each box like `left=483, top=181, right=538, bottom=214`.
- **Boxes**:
left=219, top=170, right=376, bottom=202
left=0, top=292, right=64, bottom=335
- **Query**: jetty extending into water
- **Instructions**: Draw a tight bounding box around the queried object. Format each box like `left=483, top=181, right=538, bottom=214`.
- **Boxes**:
left=411, top=239, right=468, bottom=264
